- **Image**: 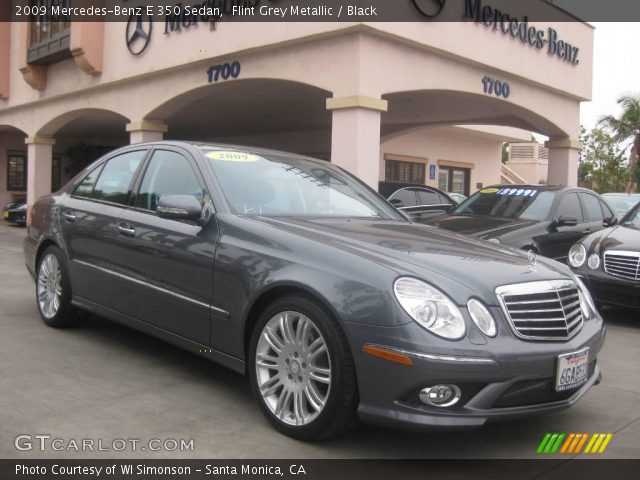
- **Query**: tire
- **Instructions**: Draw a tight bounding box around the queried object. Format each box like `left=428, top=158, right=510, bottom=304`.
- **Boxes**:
left=35, top=245, right=79, bottom=327
left=248, top=295, right=358, bottom=441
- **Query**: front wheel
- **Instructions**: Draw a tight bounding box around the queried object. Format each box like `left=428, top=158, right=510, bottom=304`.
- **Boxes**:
left=36, top=246, right=78, bottom=327
left=248, top=295, right=358, bottom=440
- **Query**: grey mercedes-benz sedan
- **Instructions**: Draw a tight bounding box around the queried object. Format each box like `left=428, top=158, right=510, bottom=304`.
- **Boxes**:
left=24, top=142, right=605, bottom=440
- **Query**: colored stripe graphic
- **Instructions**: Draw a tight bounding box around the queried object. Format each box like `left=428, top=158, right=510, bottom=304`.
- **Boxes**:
left=538, top=433, right=613, bottom=454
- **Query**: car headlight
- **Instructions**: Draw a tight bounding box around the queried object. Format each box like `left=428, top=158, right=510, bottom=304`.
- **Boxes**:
left=568, top=243, right=586, bottom=268
left=574, top=276, right=597, bottom=320
left=467, top=299, right=497, bottom=337
left=587, top=253, right=600, bottom=270
left=393, top=277, right=466, bottom=340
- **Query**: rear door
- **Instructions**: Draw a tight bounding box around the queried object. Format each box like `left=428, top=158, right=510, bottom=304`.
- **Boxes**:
left=111, top=147, right=217, bottom=345
left=59, top=149, right=148, bottom=307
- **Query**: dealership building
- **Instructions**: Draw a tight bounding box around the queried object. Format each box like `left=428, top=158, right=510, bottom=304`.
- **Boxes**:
left=0, top=0, right=593, bottom=209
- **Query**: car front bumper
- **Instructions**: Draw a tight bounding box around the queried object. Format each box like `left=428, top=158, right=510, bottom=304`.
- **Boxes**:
left=577, top=269, right=640, bottom=310
left=343, top=311, right=605, bottom=431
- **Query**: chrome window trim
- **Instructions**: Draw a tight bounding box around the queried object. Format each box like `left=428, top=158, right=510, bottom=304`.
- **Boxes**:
left=495, top=280, right=583, bottom=342
left=73, top=259, right=229, bottom=316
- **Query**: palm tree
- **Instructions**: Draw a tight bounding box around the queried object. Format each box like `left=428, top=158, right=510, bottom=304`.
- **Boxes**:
left=598, top=94, right=640, bottom=193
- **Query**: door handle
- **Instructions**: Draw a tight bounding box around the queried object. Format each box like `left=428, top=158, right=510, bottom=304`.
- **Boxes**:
left=118, top=223, right=135, bottom=237
left=582, top=228, right=591, bottom=234
left=61, top=210, right=76, bottom=223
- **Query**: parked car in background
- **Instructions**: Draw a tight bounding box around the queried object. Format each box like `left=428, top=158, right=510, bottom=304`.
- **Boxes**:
left=569, top=201, right=640, bottom=310
left=601, top=193, right=640, bottom=215
left=3, top=197, right=27, bottom=226
left=424, top=185, right=617, bottom=263
left=447, top=192, right=467, bottom=205
left=24, top=143, right=604, bottom=440
left=379, top=181, right=456, bottom=222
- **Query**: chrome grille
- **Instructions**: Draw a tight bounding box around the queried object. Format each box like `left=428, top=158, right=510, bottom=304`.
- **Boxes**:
left=496, top=280, right=583, bottom=341
left=603, top=251, right=640, bottom=281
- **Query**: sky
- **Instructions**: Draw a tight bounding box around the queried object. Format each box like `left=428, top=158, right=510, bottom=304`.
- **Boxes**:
left=579, top=23, right=640, bottom=132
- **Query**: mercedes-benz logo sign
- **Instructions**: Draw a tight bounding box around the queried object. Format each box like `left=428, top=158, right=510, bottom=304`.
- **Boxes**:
left=412, top=0, right=447, bottom=17
left=126, top=14, right=152, bottom=55
left=528, top=249, right=538, bottom=270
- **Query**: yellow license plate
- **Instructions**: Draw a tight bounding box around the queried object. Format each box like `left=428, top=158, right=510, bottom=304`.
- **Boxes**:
left=3, top=211, right=8, bottom=219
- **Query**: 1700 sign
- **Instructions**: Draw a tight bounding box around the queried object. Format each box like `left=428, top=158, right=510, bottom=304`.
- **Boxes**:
left=482, top=76, right=510, bottom=99
left=207, top=61, right=241, bottom=83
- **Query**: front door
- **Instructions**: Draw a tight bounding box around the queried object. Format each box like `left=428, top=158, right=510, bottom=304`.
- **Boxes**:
left=112, top=148, right=217, bottom=345
left=539, top=191, right=586, bottom=262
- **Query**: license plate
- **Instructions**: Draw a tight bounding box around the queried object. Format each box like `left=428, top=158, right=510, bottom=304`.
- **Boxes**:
left=556, top=348, right=589, bottom=392
left=3, top=211, right=8, bottom=219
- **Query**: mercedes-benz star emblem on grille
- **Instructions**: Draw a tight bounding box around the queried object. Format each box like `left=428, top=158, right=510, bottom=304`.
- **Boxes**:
left=126, top=14, right=153, bottom=56
left=412, top=0, right=447, bottom=17
left=528, top=249, right=538, bottom=270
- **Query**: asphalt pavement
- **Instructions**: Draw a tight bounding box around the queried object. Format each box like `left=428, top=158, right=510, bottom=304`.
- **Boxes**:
left=1, top=223, right=639, bottom=459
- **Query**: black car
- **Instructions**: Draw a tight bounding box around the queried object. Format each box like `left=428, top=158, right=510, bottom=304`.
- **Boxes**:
left=424, top=185, right=617, bottom=263
left=569, top=201, right=640, bottom=309
left=3, top=197, right=27, bottom=226
left=378, top=181, right=456, bottom=222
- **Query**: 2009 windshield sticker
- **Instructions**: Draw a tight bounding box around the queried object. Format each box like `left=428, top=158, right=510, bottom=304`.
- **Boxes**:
left=497, top=187, right=538, bottom=197
left=206, top=151, right=261, bottom=162
left=480, top=187, right=499, bottom=193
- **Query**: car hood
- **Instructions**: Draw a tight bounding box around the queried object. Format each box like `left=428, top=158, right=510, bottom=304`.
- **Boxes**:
left=589, top=225, right=640, bottom=253
left=426, top=214, right=540, bottom=238
left=252, top=216, right=571, bottom=304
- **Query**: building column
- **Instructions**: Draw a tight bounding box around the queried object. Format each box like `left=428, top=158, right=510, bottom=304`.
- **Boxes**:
left=545, top=137, right=581, bottom=187
left=327, top=96, right=387, bottom=189
left=126, top=121, right=168, bottom=144
left=26, top=136, right=55, bottom=207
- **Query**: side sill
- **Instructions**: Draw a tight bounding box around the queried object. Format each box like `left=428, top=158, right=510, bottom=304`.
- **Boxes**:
left=71, top=295, right=246, bottom=375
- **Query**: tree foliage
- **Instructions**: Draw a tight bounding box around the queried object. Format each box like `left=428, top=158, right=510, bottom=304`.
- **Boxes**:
left=597, top=94, right=640, bottom=192
left=579, top=126, right=630, bottom=192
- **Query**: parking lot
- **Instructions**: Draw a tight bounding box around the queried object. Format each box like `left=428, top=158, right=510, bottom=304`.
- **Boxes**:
left=1, top=223, right=639, bottom=460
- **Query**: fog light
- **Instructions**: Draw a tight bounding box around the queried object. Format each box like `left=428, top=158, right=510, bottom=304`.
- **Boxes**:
left=419, top=384, right=461, bottom=407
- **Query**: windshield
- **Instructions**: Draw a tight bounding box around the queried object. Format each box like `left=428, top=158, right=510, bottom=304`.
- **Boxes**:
left=204, top=149, right=402, bottom=219
left=621, top=203, right=640, bottom=230
left=603, top=195, right=640, bottom=214
left=453, top=187, right=557, bottom=220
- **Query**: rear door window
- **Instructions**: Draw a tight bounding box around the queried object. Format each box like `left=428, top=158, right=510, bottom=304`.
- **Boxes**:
left=73, top=164, right=105, bottom=198
left=92, top=150, right=147, bottom=205
left=389, top=189, right=417, bottom=208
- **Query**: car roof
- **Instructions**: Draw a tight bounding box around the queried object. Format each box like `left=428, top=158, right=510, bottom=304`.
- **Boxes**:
left=602, top=192, right=640, bottom=197
left=122, top=140, right=330, bottom=166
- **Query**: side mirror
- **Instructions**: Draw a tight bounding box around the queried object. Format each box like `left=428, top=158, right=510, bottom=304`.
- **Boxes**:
left=603, top=216, right=618, bottom=227
left=157, top=195, right=203, bottom=223
left=389, top=198, right=405, bottom=208
left=552, top=215, right=578, bottom=228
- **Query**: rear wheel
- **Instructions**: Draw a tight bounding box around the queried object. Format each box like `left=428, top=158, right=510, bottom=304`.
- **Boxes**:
left=36, top=246, right=79, bottom=327
left=248, top=295, right=358, bottom=440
